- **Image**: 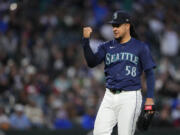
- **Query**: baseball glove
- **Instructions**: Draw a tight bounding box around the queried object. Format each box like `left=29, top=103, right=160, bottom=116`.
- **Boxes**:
left=137, top=105, right=156, bottom=131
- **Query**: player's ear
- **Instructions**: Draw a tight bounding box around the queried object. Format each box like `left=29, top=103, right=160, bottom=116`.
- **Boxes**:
left=126, top=23, right=130, bottom=30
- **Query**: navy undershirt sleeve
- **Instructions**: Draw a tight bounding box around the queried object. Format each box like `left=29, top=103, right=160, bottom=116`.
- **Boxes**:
left=145, top=68, right=155, bottom=98
left=82, top=38, right=99, bottom=68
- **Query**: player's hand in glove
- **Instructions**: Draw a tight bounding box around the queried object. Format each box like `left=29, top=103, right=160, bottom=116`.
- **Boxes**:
left=137, top=104, right=156, bottom=131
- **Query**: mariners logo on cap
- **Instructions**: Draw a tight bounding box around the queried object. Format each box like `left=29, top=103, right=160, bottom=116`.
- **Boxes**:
left=113, top=12, right=118, bottom=20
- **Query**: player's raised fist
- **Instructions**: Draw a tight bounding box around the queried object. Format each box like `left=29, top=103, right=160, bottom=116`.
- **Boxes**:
left=83, top=27, right=92, bottom=38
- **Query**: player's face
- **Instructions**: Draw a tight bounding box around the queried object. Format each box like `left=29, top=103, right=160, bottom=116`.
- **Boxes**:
left=112, top=23, right=129, bottom=39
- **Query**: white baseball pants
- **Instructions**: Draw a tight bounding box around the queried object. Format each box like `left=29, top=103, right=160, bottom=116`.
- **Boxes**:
left=93, top=88, right=142, bottom=135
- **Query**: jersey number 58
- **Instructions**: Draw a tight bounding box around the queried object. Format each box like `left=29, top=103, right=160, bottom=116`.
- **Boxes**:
left=125, top=66, right=136, bottom=77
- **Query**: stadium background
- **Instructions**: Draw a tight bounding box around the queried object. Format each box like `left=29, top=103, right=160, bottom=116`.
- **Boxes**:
left=0, top=0, right=179, bottom=135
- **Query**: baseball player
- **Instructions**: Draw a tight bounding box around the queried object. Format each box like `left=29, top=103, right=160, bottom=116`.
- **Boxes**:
left=82, top=10, right=156, bottom=135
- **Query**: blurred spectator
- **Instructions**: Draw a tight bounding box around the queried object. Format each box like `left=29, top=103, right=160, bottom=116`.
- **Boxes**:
left=53, top=105, right=73, bottom=129
left=32, top=37, right=50, bottom=70
left=90, top=0, right=109, bottom=26
left=156, top=58, right=180, bottom=98
left=0, top=106, right=10, bottom=130
left=100, top=24, right=114, bottom=40
left=25, top=100, right=44, bottom=128
left=0, top=30, right=18, bottom=58
left=81, top=106, right=96, bottom=130
left=53, top=74, right=71, bottom=93
left=171, top=99, right=180, bottom=127
left=148, top=15, right=164, bottom=36
left=153, top=101, right=173, bottom=127
left=160, top=24, right=179, bottom=57
left=9, top=104, right=31, bottom=130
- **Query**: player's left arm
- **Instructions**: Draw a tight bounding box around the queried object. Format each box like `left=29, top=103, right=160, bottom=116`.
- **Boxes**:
left=138, top=43, right=156, bottom=130
left=137, top=68, right=156, bottom=131
left=139, top=44, right=156, bottom=106
left=144, top=68, right=155, bottom=106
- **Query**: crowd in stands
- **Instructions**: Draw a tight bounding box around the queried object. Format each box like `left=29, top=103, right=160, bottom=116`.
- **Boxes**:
left=0, top=0, right=179, bottom=131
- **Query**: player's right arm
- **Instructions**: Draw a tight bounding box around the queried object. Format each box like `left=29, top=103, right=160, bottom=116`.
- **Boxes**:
left=82, top=27, right=105, bottom=68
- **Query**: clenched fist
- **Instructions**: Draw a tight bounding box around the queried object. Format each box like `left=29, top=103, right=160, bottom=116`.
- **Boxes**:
left=83, top=27, right=92, bottom=38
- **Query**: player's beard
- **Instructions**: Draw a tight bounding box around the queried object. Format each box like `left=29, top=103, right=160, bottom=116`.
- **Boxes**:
left=115, top=31, right=126, bottom=43
left=115, top=37, right=122, bottom=42
left=115, top=33, right=125, bottom=43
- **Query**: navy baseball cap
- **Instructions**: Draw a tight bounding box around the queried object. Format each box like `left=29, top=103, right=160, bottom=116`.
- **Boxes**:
left=108, top=10, right=132, bottom=24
